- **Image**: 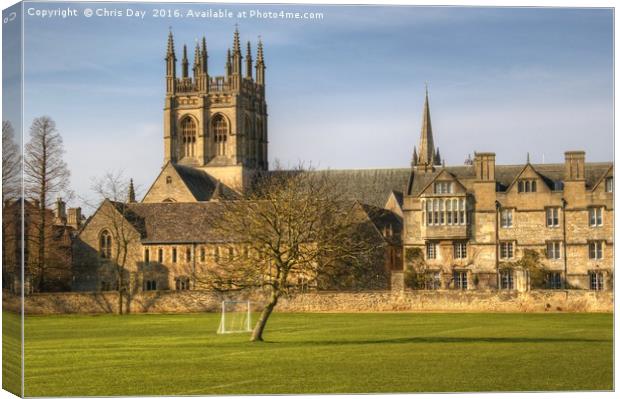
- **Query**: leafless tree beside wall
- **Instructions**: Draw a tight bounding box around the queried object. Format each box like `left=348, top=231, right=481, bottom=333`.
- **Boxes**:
left=23, top=116, right=71, bottom=291
left=196, top=165, right=384, bottom=342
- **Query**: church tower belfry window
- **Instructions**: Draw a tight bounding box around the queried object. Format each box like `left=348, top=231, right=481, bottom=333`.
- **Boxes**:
left=162, top=28, right=269, bottom=179
left=213, top=114, right=228, bottom=156
left=180, top=116, right=197, bottom=158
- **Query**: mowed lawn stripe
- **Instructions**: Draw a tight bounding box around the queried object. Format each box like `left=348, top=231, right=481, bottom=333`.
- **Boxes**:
left=3, top=311, right=611, bottom=396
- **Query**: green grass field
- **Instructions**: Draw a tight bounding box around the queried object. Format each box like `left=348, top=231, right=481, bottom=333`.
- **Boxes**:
left=2, top=311, right=613, bottom=396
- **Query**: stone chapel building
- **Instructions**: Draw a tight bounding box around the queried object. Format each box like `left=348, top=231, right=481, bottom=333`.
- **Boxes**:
left=72, top=29, right=613, bottom=293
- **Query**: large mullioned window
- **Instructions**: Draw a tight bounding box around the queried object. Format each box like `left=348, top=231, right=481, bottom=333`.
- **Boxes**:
left=423, top=198, right=467, bottom=226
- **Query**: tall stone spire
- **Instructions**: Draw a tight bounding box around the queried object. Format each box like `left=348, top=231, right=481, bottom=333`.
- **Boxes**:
left=181, top=44, right=189, bottom=78
left=415, top=86, right=436, bottom=172
left=128, top=179, right=136, bottom=203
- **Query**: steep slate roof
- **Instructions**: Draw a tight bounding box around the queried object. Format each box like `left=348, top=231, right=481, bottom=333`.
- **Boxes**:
left=406, top=162, right=613, bottom=197
left=112, top=200, right=400, bottom=245
left=358, top=203, right=403, bottom=245
left=172, top=164, right=237, bottom=201
left=120, top=202, right=231, bottom=244
left=305, top=168, right=411, bottom=208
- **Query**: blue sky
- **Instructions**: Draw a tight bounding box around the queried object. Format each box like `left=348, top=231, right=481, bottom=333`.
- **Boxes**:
left=19, top=2, right=613, bottom=208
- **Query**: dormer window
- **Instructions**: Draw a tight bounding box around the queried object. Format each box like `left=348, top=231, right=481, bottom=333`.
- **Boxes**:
left=517, top=179, right=537, bottom=193
left=434, top=181, right=453, bottom=194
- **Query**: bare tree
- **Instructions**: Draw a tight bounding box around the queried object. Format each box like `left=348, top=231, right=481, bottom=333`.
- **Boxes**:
left=199, top=166, right=384, bottom=342
left=90, top=171, right=141, bottom=314
left=23, top=116, right=70, bottom=291
left=2, top=120, right=21, bottom=202
left=2, top=121, right=22, bottom=289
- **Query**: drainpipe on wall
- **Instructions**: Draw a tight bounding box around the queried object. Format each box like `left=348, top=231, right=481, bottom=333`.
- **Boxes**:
left=561, top=198, right=568, bottom=289
left=495, top=200, right=501, bottom=290
left=192, top=243, right=197, bottom=290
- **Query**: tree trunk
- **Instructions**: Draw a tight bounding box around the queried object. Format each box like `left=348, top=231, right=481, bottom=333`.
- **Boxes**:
left=117, top=275, right=123, bottom=315
left=251, top=291, right=279, bottom=342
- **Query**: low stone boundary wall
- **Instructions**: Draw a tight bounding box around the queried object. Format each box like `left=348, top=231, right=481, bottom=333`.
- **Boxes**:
left=2, top=289, right=613, bottom=315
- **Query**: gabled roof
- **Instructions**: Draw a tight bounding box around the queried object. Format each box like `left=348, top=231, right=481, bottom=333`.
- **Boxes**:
left=407, top=162, right=613, bottom=197
left=416, top=168, right=468, bottom=196
left=357, top=202, right=403, bottom=245
left=142, top=162, right=238, bottom=202
left=173, top=164, right=237, bottom=201
left=504, top=163, right=555, bottom=193
left=590, top=164, right=614, bottom=192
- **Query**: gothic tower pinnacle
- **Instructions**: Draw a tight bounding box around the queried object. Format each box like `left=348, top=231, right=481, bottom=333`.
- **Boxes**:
left=181, top=44, right=189, bottom=78
left=162, top=28, right=269, bottom=192
left=165, top=29, right=177, bottom=94
left=246, top=41, right=253, bottom=79
left=256, top=37, right=265, bottom=86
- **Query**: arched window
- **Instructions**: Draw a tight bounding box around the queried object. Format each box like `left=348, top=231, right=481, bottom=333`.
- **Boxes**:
left=212, top=114, right=228, bottom=156
left=99, top=230, right=112, bottom=259
left=256, top=121, right=263, bottom=164
left=245, top=116, right=254, bottom=161
left=180, top=116, right=197, bottom=158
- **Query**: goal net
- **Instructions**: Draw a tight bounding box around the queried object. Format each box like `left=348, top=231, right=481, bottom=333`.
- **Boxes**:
left=217, top=300, right=252, bottom=334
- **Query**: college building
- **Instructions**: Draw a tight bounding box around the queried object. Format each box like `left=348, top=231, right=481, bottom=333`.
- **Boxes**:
left=71, top=29, right=613, bottom=294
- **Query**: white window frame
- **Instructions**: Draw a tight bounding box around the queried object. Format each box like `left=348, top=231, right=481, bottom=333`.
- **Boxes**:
left=605, top=176, right=613, bottom=193
left=426, top=242, right=437, bottom=260
left=434, top=181, right=453, bottom=194
left=499, top=241, right=514, bottom=259
left=588, top=241, right=603, bottom=260
left=453, top=242, right=467, bottom=259
left=453, top=271, right=468, bottom=290
left=500, top=269, right=514, bottom=290
left=546, top=207, right=560, bottom=227
left=546, top=241, right=562, bottom=259
left=588, top=207, right=603, bottom=227
left=500, top=208, right=513, bottom=228
left=589, top=271, right=604, bottom=291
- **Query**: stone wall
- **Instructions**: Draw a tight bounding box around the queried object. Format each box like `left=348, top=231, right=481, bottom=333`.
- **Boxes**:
left=3, top=289, right=612, bottom=315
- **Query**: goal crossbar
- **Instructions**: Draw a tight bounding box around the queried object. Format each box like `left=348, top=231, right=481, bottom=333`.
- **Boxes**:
left=217, top=300, right=252, bottom=334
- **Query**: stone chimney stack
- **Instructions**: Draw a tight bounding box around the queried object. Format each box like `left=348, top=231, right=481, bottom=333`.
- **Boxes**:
left=54, top=197, right=67, bottom=225
left=474, top=152, right=496, bottom=181
left=67, top=207, right=82, bottom=230
left=564, top=151, right=586, bottom=181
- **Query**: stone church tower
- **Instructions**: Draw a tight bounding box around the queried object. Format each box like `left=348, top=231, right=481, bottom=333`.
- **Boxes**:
left=162, top=28, right=268, bottom=191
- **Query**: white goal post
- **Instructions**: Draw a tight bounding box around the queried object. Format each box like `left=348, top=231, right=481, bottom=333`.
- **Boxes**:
left=217, top=300, right=253, bottom=334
